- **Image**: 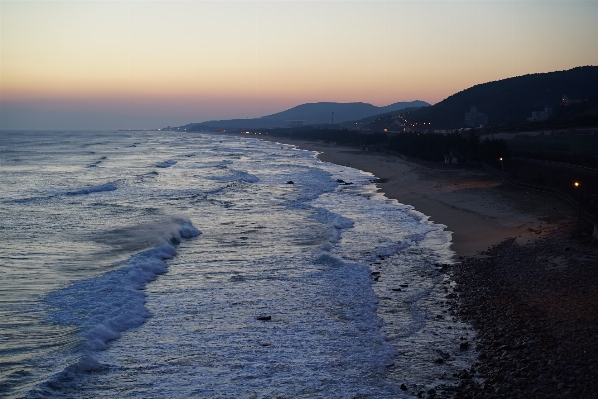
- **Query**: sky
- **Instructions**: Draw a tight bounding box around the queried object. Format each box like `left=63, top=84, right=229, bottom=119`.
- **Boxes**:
left=1, top=0, right=597, bottom=130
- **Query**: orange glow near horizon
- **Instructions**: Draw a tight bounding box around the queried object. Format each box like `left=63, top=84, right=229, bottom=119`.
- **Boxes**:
left=2, top=1, right=598, bottom=129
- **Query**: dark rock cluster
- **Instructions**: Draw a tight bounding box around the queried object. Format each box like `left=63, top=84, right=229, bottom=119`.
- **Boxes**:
left=436, top=231, right=598, bottom=399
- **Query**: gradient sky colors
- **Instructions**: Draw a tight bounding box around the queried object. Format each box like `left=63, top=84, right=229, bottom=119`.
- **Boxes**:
left=1, top=1, right=597, bottom=130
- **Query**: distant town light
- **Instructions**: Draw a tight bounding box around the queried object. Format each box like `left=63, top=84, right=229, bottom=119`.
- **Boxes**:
left=575, top=182, right=580, bottom=187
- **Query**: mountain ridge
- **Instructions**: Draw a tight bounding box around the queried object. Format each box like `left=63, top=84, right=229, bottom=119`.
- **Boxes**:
left=178, top=100, right=429, bottom=130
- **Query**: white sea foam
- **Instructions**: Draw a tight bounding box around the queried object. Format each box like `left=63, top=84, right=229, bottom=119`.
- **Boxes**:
left=45, top=219, right=201, bottom=371
left=374, top=241, right=412, bottom=258
left=3, top=131, right=467, bottom=398
left=208, top=170, right=260, bottom=183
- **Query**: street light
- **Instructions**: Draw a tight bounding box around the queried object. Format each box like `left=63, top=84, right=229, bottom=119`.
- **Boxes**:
left=500, top=157, right=504, bottom=184
left=574, top=182, right=580, bottom=226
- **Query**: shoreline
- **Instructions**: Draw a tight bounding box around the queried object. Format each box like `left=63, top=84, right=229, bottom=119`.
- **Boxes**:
left=208, top=132, right=598, bottom=397
left=271, top=138, right=576, bottom=258
left=267, top=136, right=598, bottom=398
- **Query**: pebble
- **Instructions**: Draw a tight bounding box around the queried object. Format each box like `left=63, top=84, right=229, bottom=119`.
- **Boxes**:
left=434, top=230, right=598, bottom=399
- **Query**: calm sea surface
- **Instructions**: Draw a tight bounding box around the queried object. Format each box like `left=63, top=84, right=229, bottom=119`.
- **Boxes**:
left=0, top=131, right=473, bottom=398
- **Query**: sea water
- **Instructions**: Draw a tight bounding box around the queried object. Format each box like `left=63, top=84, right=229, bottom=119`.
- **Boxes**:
left=0, top=131, right=473, bottom=398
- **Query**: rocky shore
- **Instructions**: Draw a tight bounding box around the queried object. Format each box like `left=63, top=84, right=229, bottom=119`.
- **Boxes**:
left=436, top=228, right=598, bottom=399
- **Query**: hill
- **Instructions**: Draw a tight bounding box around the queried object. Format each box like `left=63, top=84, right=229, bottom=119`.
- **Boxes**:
left=259, top=101, right=429, bottom=124
left=177, top=101, right=429, bottom=131
left=405, top=66, right=598, bottom=129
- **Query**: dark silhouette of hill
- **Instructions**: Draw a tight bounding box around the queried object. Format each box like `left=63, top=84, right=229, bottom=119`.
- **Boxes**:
left=405, top=66, right=598, bottom=129
left=260, top=101, right=429, bottom=124
left=179, top=101, right=429, bottom=131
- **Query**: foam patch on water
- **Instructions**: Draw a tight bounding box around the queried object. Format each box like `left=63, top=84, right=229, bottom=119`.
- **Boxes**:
left=309, top=207, right=355, bottom=245
left=374, top=242, right=412, bottom=258
left=44, top=219, right=201, bottom=370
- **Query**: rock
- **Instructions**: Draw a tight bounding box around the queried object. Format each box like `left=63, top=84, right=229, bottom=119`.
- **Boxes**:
left=495, top=384, right=508, bottom=394
left=434, top=358, right=445, bottom=364
left=256, top=315, right=271, bottom=321
left=286, top=181, right=294, bottom=184
left=400, top=383, right=408, bottom=391
left=459, top=370, right=471, bottom=379
left=460, top=342, right=470, bottom=351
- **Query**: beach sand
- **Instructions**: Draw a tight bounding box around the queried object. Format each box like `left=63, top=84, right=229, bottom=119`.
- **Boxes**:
left=277, top=139, right=576, bottom=258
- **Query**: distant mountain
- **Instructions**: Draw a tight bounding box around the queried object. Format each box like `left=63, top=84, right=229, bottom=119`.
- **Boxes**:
left=180, top=101, right=429, bottom=131
left=259, top=101, right=429, bottom=124
left=405, top=66, right=598, bottom=129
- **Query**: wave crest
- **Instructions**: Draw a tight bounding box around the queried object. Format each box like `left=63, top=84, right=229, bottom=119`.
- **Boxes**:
left=44, top=219, right=201, bottom=372
left=66, top=183, right=117, bottom=196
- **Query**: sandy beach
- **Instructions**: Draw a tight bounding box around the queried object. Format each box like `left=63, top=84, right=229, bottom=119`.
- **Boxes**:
left=276, top=139, right=576, bottom=258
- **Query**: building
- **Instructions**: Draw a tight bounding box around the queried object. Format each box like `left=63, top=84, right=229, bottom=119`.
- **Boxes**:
left=527, top=107, right=553, bottom=122
left=464, top=106, right=488, bottom=127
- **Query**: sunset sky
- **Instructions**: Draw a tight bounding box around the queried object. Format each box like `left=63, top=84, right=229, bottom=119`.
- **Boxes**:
left=1, top=1, right=597, bottom=130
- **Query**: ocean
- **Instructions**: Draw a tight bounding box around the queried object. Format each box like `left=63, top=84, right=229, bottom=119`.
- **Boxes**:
left=0, top=130, right=473, bottom=398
